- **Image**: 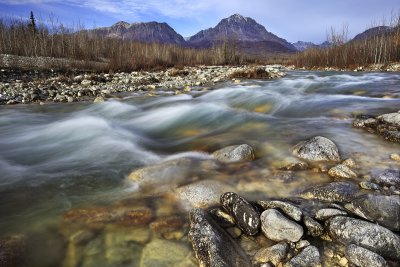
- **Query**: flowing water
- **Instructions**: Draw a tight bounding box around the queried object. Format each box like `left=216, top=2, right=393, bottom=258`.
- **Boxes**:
left=1, top=71, right=400, bottom=266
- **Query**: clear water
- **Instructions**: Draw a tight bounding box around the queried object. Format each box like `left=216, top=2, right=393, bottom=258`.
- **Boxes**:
left=1, top=71, right=400, bottom=266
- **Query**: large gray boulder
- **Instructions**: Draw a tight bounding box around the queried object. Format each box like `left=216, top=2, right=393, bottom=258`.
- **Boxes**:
left=292, top=136, right=341, bottom=162
left=326, top=216, right=400, bottom=260
left=260, top=209, right=303, bottom=242
left=345, top=194, right=400, bottom=231
left=188, top=208, right=251, bottom=267
left=377, top=112, right=400, bottom=127
left=372, top=168, right=400, bottom=188
left=346, top=244, right=388, bottom=267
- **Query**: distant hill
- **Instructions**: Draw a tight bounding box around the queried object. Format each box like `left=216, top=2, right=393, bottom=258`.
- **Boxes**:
left=352, top=26, right=395, bottom=41
left=187, top=14, right=296, bottom=53
left=91, top=21, right=186, bottom=45
left=292, top=41, right=318, bottom=51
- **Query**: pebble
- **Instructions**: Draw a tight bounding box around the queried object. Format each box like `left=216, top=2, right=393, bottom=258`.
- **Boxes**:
left=260, top=209, right=304, bottom=242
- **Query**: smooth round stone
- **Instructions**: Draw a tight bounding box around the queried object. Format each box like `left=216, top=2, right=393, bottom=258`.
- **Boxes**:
left=212, top=144, right=255, bottom=163
left=292, top=136, right=341, bottom=162
left=260, top=209, right=303, bottom=242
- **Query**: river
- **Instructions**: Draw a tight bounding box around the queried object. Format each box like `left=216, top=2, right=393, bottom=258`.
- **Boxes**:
left=0, top=70, right=399, bottom=266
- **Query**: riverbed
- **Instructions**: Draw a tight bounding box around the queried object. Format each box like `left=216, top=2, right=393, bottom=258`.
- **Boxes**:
left=0, top=70, right=399, bottom=266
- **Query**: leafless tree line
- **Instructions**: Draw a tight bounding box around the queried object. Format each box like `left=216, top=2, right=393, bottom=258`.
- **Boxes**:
left=294, top=14, right=400, bottom=69
left=0, top=16, right=252, bottom=71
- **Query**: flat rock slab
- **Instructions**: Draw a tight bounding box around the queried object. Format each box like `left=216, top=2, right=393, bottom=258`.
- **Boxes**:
left=292, top=136, right=341, bottom=162
left=346, top=244, right=388, bottom=267
left=260, top=209, right=303, bottom=242
left=326, top=216, right=400, bottom=260
left=188, top=208, right=251, bottom=267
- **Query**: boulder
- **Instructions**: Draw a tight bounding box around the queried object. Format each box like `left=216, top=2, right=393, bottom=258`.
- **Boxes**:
left=221, top=192, right=260, bottom=235
left=345, top=194, right=400, bottom=231
left=346, top=244, right=388, bottom=267
left=292, top=136, right=341, bottom=162
left=377, top=112, right=400, bottom=127
left=326, top=216, right=400, bottom=260
left=372, top=169, right=400, bottom=188
left=188, top=208, right=251, bottom=267
left=260, top=209, right=303, bottom=242
left=212, top=144, right=255, bottom=163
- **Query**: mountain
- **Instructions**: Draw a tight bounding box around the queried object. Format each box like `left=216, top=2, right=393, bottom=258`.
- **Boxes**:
left=92, top=21, right=186, bottom=45
left=188, top=14, right=296, bottom=53
left=292, top=41, right=318, bottom=51
left=352, top=26, right=395, bottom=41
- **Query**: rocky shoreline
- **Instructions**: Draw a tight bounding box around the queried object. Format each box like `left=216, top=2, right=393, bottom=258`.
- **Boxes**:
left=0, top=65, right=286, bottom=105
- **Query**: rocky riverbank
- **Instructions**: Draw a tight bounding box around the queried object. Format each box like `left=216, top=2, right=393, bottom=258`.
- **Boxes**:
left=0, top=65, right=286, bottom=105
left=294, top=62, right=400, bottom=72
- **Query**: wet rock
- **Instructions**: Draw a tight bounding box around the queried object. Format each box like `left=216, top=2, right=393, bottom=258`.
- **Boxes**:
left=69, top=230, right=95, bottom=245
left=390, top=153, right=400, bottom=161
left=359, top=181, right=380, bottom=190
left=346, top=244, right=388, bottom=267
left=209, top=208, right=236, bottom=227
left=188, top=208, right=251, bottom=267
left=326, top=216, right=400, bottom=260
left=296, top=240, right=310, bottom=249
left=260, top=209, right=304, bottom=242
left=299, top=182, right=358, bottom=202
left=276, top=157, right=309, bottom=171
left=118, top=207, right=154, bottom=226
left=149, top=215, right=186, bottom=235
left=345, top=194, right=400, bottom=231
left=377, top=112, right=400, bottom=127
left=353, top=115, right=378, bottom=129
left=315, top=208, right=347, bottom=221
left=342, top=158, right=356, bottom=168
left=93, top=96, right=104, bottom=103
left=63, top=208, right=115, bottom=226
left=140, top=239, right=190, bottom=267
left=284, top=246, right=321, bottom=267
left=328, top=164, right=357, bottom=179
left=372, top=169, right=400, bottom=188
left=258, top=200, right=302, bottom=221
left=0, top=234, right=27, bottom=267
left=292, top=136, right=341, bottom=162
left=221, top=192, right=260, bottom=235
left=303, top=215, right=324, bottom=237
left=212, top=144, right=255, bottom=163
left=174, top=180, right=234, bottom=209
left=253, top=242, right=289, bottom=265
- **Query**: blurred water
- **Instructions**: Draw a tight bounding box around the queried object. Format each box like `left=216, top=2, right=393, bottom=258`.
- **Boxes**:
left=0, top=70, right=400, bottom=265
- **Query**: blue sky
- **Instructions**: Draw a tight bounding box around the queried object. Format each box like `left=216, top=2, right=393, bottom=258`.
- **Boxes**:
left=0, top=0, right=399, bottom=43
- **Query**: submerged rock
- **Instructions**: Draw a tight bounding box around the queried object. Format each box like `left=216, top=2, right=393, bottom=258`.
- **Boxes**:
left=175, top=180, right=234, bottom=209
left=345, top=194, right=400, bottom=231
left=326, top=216, right=400, bottom=260
left=188, top=208, right=251, bottom=267
left=299, top=182, right=359, bottom=202
left=260, top=209, right=303, bottom=242
left=127, top=157, right=215, bottom=193
left=140, top=239, right=190, bottom=267
left=0, top=234, right=27, bottom=267
left=328, top=164, right=357, bottom=179
left=212, top=144, right=255, bottom=163
left=221, top=192, right=260, bottom=235
left=253, top=242, right=289, bottom=265
left=372, top=168, right=400, bottom=188
left=353, top=115, right=378, bottom=129
left=346, top=244, right=388, bottom=267
left=258, top=200, right=302, bottom=221
left=284, top=246, right=321, bottom=267
left=292, top=136, right=341, bottom=162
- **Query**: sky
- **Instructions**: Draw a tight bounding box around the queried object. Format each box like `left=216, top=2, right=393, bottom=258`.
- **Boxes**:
left=0, top=0, right=399, bottom=43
